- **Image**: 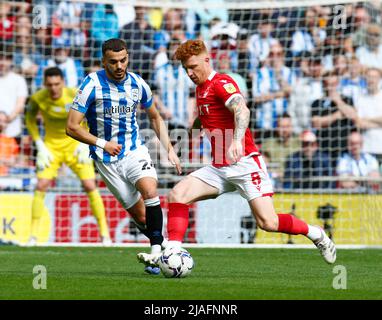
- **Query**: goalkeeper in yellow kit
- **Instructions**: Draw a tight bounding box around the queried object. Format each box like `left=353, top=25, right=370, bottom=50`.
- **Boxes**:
left=26, top=67, right=111, bottom=245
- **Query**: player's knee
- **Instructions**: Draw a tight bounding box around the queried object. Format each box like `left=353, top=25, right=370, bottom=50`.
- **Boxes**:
left=140, top=190, right=158, bottom=200
left=257, top=216, right=278, bottom=232
left=82, top=179, right=96, bottom=193
left=168, top=188, right=186, bottom=204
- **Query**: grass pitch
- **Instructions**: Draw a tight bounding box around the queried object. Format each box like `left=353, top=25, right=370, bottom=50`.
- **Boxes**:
left=0, top=247, right=381, bottom=300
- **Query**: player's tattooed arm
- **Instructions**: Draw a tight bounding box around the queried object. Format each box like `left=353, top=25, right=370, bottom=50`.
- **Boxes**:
left=226, top=95, right=250, bottom=141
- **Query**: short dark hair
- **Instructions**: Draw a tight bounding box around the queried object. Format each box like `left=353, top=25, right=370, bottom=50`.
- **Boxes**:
left=44, top=67, right=64, bottom=79
left=102, top=38, right=128, bottom=56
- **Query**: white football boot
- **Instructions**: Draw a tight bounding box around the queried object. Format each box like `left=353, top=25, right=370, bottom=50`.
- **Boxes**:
left=313, top=228, right=337, bottom=264
left=137, top=252, right=161, bottom=267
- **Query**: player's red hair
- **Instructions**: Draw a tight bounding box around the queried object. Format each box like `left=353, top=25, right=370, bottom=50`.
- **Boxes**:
left=174, top=39, right=208, bottom=62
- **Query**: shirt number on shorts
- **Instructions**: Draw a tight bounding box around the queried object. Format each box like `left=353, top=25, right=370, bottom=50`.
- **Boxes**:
left=141, top=160, right=154, bottom=171
left=251, top=172, right=261, bottom=191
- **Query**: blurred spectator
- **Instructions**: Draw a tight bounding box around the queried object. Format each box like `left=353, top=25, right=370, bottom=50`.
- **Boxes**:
left=252, top=42, right=296, bottom=138
left=13, top=28, right=42, bottom=86
left=90, top=4, right=119, bottom=59
left=0, top=1, right=15, bottom=42
left=247, top=15, right=278, bottom=71
left=34, top=38, right=84, bottom=90
left=283, top=130, right=333, bottom=189
left=355, top=23, right=382, bottom=72
left=153, top=38, right=194, bottom=130
left=311, top=72, right=357, bottom=167
left=340, top=56, right=367, bottom=105
left=114, top=2, right=135, bottom=29
left=260, top=113, right=300, bottom=182
left=332, top=54, right=349, bottom=77
left=216, top=51, right=248, bottom=100
left=271, top=9, right=299, bottom=48
left=289, top=54, right=324, bottom=134
left=236, top=29, right=251, bottom=82
left=120, top=6, right=156, bottom=81
left=337, top=131, right=380, bottom=190
left=189, top=0, right=228, bottom=42
left=355, top=67, right=382, bottom=161
left=15, top=15, right=32, bottom=32
left=153, top=9, right=184, bottom=52
left=290, top=8, right=326, bottom=57
left=33, top=27, right=52, bottom=58
left=0, top=111, right=19, bottom=176
left=348, top=5, right=372, bottom=49
left=320, top=26, right=352, bottom=72
left=0, top=47, right=28, bottom=139
left=52, top=1, right=86, bottom=58
left=210, top=21, right=240, bottom=73
left=154, top=25, right=187, bottom=70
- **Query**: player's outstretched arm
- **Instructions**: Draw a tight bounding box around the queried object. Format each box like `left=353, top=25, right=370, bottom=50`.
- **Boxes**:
left=66, top=108, right=122, bottom=156
left=145, top=104, right=182, bottom=175
left=225, top=94, right=251, bottom=163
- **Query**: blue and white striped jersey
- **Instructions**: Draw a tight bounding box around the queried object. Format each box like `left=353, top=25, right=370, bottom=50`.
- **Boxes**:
left=252, top=65, right=296, bottom=130
left=154, top=62, right=193, bottom=127
left=72, top=69, right=153, bottom=163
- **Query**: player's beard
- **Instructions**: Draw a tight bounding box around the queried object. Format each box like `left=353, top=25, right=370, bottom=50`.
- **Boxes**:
left=113, top=68, right=126, bottom=80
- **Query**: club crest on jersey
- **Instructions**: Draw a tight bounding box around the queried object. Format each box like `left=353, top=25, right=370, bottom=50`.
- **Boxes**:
left=131, top=89, right=139, bottom=102
left=223, top=83, right=236, bottom=94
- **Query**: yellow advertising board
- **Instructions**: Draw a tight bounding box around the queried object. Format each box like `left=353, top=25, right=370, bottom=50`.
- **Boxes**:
left=0, top=194, right=51, bottom=244
left=255, top=193, right=382, bottom=245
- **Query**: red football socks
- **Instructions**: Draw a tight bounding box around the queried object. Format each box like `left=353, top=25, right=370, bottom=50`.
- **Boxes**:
left=277, top=213, right=309, bottom=235
left=167, top=203, right=189, bottom=241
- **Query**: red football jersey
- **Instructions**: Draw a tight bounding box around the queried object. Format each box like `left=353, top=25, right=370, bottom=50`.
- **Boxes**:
left=196, top=71, right=259, bottom=167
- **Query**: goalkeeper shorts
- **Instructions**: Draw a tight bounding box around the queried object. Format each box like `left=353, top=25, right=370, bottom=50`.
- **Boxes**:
left=37, top=147, right=95, bottom=181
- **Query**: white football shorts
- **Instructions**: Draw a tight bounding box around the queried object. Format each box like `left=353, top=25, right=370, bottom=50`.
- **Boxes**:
left=95, top=146, right=157, bottom=209
left=190, top=154, right=274, bottom=201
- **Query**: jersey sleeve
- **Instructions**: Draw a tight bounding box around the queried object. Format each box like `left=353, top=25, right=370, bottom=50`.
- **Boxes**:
left=25, top=95, right=41, bottom=142
left=71, top=75, right=96, bottom=113
left=213, top=75, right=243, bottom=107
left=137, top=75, right=153, bottom=109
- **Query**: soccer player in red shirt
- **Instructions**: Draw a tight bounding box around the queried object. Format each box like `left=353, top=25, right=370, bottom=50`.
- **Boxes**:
left=140, top=40, right=336, bottom=266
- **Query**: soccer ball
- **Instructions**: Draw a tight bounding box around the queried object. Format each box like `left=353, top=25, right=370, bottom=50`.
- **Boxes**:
left=158, top=247, right=194, bottom=278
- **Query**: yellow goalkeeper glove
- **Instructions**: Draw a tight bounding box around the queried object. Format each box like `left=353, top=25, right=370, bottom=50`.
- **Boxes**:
left=74, top=142, right=91, bottom=164
left=35, top=139, right=54, bottom=170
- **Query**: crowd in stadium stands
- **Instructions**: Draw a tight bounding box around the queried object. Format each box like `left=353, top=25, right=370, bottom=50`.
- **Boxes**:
left=2, top=1, right=382, bottom=192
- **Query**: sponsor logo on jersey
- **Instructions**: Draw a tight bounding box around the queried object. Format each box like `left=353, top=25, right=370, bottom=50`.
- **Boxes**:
left=198, top=104, right=210, bottom=115
left=131, top=89, right=139, bottom=102
left=104, top=104, right=136, bottom=117
left=102, top=93, right=111, bottom=100
left=223, top=83, right=236, bottom=94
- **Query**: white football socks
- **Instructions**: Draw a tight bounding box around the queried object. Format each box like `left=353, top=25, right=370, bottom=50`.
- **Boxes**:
left=306, top=225, right=323, bottom=241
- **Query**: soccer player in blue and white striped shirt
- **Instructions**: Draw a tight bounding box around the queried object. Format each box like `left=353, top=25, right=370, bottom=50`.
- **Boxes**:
left=66, top=38, right=181, bottom=274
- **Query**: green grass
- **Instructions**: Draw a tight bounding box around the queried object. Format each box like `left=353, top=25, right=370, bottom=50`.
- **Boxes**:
left=0, top=247, right=381, bottom=300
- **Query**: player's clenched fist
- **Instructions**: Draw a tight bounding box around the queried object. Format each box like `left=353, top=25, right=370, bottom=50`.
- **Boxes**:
left=227, top=140, right=244, bottom=164
left=104, top=141, right=122, bottom=156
